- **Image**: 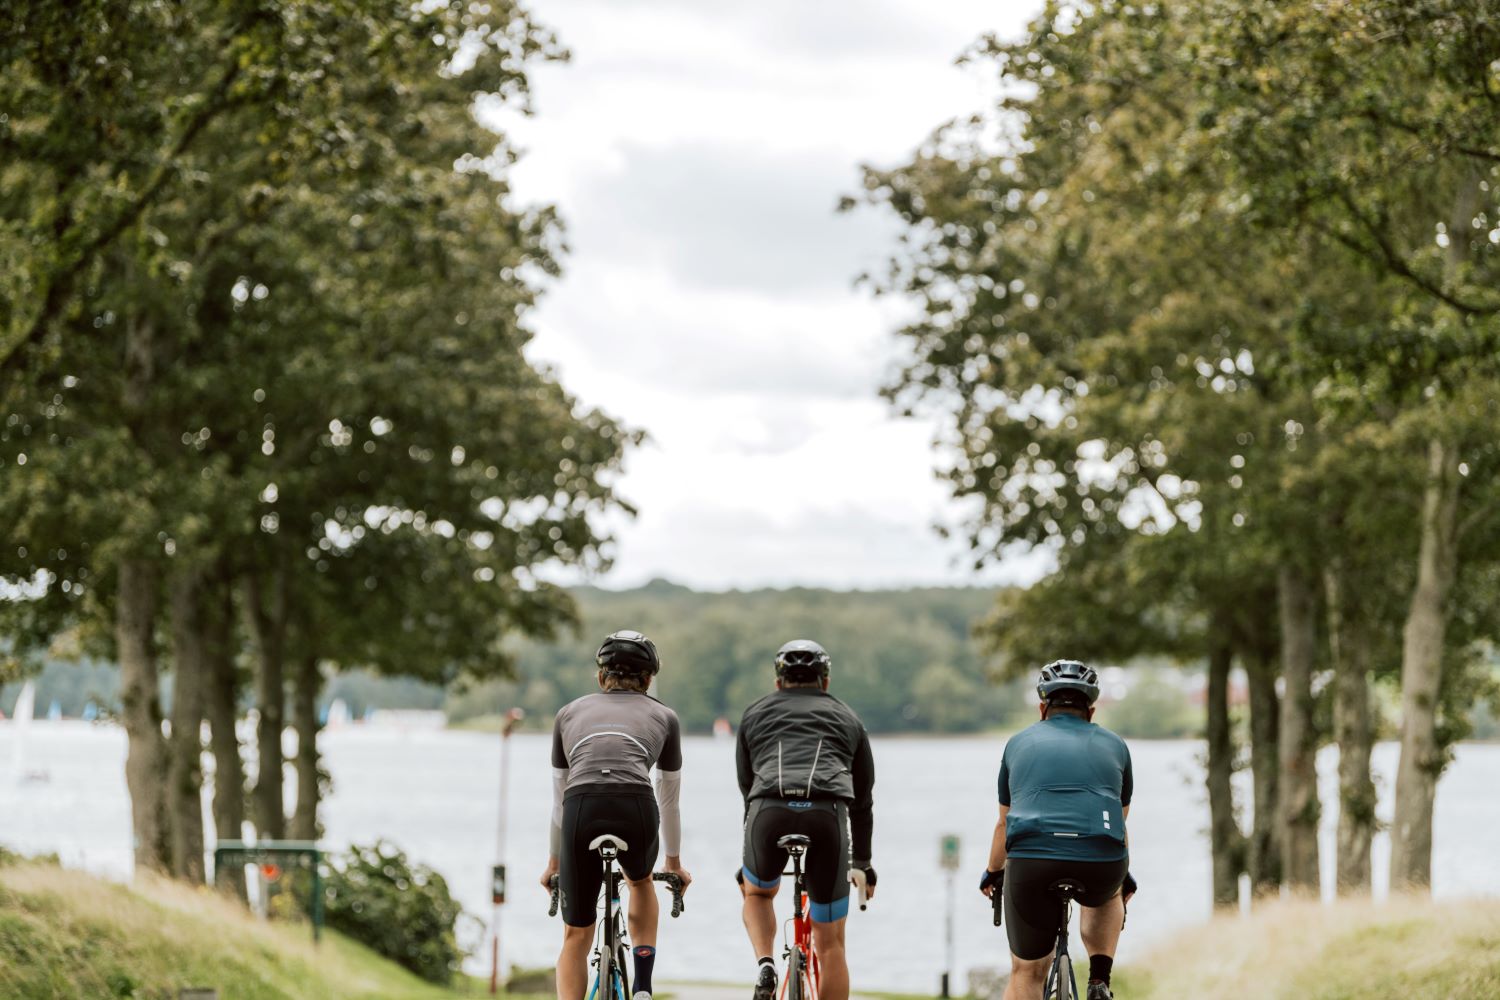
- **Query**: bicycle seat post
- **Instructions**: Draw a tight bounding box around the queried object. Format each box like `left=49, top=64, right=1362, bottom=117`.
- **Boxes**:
left=777, top=834, right=811, bottom=924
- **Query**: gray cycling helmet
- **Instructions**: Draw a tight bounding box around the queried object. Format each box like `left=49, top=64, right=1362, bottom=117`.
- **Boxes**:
left=774, top=639, right=831, bottom=680
left=596, top=629, right=660, bottom=676
left=1037, top=659, right=1100, bottom=705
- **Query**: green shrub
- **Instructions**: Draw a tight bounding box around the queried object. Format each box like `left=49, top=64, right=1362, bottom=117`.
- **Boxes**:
left=322, top=841, right=465, bottom=985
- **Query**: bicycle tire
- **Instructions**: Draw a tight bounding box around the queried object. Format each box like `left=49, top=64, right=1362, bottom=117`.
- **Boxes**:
left=786, top=946, right=804, bottom=1000
left=615, top=943, right=631, bottom=998
left=1046, top=953, right=1076, bottom=1000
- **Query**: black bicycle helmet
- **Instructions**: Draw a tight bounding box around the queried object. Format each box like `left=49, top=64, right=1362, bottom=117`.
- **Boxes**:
left=774, top=639, right=831, bottom=680
left=595, top=629, right=660, bottom=676
left=1036, top=659, right=1100, bottom=705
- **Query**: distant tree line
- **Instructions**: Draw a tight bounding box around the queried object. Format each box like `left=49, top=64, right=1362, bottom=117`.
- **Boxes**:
left=1, top=0, right=630, bottom=889
left=448, top=580, right=1033, bottom=734
left=858, top=0, right=1500, bottom=905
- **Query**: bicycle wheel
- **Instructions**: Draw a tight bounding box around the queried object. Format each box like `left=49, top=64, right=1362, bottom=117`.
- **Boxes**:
left=615, top=944, right=631, bottom=999
left=785, top=947, right=804, bottom=1000
left=1045, top=954, right=1075, bottom=1000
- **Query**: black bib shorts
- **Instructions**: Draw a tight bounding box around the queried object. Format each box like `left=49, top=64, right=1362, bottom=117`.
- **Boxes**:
left=741, top=798, right=851, bottom=923
left=1003, top=856, right=1129, bottom=960
left=558, top=787, right=660, bottom=927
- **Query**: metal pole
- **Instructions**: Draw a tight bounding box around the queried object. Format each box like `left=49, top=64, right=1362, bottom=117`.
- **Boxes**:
left=491, top=708, right=523, bottom=995
left=942, top=869, right=955, bottom=998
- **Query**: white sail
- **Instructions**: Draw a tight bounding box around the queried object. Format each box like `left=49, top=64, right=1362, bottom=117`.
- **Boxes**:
left=12, top=680, right=35, bottom=780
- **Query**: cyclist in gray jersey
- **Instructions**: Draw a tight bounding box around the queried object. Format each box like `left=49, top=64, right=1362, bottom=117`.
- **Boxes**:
left=540, top=630, right=691, bottom=1000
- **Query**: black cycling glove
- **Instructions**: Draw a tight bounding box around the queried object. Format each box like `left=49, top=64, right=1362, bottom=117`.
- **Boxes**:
left=854, top=863, right=877, bottom=887
left=1122, top=871, right=1138, bottom=898
left=978, top=868, right=1004, bottom=895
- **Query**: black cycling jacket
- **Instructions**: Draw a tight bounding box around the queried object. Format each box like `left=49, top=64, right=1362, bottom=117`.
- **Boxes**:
left=735, top=687, right=875, bottom=862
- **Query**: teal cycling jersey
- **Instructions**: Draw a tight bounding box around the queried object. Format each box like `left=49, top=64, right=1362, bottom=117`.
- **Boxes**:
left=998, top=714, right=1132, bottom=863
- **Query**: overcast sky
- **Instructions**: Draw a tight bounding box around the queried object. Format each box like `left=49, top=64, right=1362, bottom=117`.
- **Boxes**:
left=489, top=0, right=1046, bottom=590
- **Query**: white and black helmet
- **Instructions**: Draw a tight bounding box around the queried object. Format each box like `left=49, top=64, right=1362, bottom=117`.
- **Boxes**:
left=774, top=639, right=831, bottom=680
left=1037, top=659, right=1100, bottom=705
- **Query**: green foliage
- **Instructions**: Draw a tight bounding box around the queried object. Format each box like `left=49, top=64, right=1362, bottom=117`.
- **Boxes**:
left=447, top=582, right=1029, bottom=734
left=0, top=0, right=634, bottom=730
left=1104, top=669, right=1200, bottom=741
left=322, top=842, right=467, bottom=986
left=857, top=0, right=1500, bottom=746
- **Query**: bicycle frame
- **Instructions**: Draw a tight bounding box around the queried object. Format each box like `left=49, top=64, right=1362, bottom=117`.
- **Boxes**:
left=1042, top=887, right=1080, bottom=1000
left=778, top=841, right=820, bottom=1000
left=547, top=836, right=686, bottom=1000
left=587, top=842, right=629, bottom=1000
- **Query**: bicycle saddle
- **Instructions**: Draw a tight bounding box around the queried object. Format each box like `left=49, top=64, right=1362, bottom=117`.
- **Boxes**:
left=1048, top=878, right=1086, bottom=898
left=589, top=834, right=629, bottom=854
left=777, top=834, right=812, bottom=852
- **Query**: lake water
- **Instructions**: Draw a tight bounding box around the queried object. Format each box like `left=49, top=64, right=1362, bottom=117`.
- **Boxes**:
left=2, top=724, right=1497, bottom=993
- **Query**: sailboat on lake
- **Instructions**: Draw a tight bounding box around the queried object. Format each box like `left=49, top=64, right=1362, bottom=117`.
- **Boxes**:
left=11, top=681, right=51, bottom=785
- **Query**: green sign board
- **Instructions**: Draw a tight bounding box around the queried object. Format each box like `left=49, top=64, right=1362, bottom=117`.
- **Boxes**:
left=939, top=834, right=961, bottom=871
left=213, top=840, right=324, bottom=942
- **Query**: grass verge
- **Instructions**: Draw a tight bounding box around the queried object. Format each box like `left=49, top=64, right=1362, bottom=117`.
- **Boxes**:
left=0, top=861, right=488, bottom=999
left=1113, top=894, right=1500, bottom=1000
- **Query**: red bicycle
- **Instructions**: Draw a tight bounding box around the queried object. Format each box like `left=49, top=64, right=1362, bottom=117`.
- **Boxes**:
left=775, top=834, right=820, bottom=1000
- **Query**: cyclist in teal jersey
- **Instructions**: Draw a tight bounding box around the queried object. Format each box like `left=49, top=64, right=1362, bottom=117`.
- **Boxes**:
left=978, top=660, right=1137, bottom=1000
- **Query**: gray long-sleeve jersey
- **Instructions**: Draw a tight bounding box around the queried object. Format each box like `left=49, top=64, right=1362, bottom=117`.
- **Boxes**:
left=736, top=687, right=875, bottom=862
left=549, top=690, right=683, bottom=857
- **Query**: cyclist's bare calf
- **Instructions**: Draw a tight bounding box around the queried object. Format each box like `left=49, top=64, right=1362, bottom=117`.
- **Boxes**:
left=556, top=923, right=593, bottom=1000
left=811, top=918, right=850, bottom=1000
left=1078, top=890, right=1124, bottom=961
left=740, top=879, right=778, bottom=966
left=627, top=872, right=660, bottom=949
left=1004, top=954, right=1050, bottom=1000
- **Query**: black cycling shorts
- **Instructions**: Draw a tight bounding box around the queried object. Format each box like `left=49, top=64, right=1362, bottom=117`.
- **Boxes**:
left=559, top=788, right=659, bottom=927
left=741, top=798, right=850, bottom=923
left=1003, top=856, right=1129, bottom=960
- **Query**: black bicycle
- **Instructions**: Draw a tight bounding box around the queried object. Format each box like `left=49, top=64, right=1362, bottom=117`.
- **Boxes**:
left=548, top=834, right=686, bottom=1000
left=989, top=877, right=1085, bottom=1000
left=1041, top=879, right=1084, bottom=1000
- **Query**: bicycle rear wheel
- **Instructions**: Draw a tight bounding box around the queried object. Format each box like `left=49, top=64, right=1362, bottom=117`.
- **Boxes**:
left=785, top=947, right=804, bottom=1000
left=1045, top=953, right=1076, bottom=1000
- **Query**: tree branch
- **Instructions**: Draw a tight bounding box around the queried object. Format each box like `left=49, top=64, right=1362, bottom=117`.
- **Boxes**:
left=0, top=52, right=246, bottom=373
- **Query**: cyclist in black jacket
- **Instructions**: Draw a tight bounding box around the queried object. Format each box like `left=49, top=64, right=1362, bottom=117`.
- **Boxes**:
left=736, top=639, right=875, bottom=1000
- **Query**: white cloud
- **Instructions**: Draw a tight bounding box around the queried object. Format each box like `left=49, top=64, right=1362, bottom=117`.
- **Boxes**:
left=498, top=0, right=1043, bottom=588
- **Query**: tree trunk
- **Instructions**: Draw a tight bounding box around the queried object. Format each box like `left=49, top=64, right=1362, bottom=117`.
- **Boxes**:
left=290, top=651, right=323, bottom=841
left=1205, top=628, right=1243, bottom=909
left=1245, top=651, right=1281, bottom=896
left=1391, top=439, right=1462, bottom=891
left=167, top=568, right=209, bottom=883
left=1277, top=565, right=1321, bottom=893
left=204, top=580, right=247, bottom=899
left=1325, top=565, right=1376, bottom=895
left=244, top=567, right=289, bottom=841
left=117, top=557, right=172, bottom=875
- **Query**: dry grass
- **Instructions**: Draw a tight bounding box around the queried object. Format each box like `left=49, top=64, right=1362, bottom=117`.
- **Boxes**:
left=0, top=862, right=483, bottom=1000
left=1112, top=893, right=1500, bottom=1000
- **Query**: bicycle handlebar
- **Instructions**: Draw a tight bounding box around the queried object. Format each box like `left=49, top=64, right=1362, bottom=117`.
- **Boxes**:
left=548, top=871, right=685, bottom=920
left=653, top=872, right=686, bottom=917
left=991, top=887, right=1003, bottom=927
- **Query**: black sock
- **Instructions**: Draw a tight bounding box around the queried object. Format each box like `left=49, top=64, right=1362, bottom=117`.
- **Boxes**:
left=633, top=945, right=655, bottom=994
left=758, top=956, right=775, bottom=978
left=1089, top=954, right=1113, bottom=985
